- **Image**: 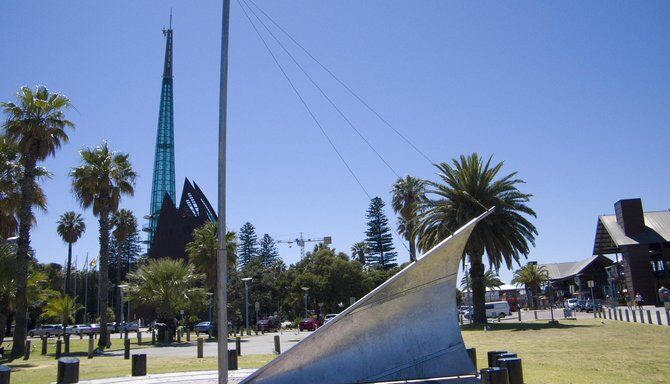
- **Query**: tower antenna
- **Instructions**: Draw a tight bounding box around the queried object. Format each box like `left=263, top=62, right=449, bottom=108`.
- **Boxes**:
left=169, top=8, right=173, bottom=29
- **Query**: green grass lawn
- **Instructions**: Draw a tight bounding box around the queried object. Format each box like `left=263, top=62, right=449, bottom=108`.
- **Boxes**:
left=1, top=319, right=668, bottom=383
left=462, top=318, right=670, bottom=383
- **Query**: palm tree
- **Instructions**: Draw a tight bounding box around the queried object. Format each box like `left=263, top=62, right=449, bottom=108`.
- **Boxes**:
left=460, top=269, right=504, bottom=305
left=186, top=221, right=237, bottom=292
left=391, top=176, right=425, bottom=262
left=418, top=153, right=537, bottom=325
left=56, top=212, right=86, bottom=296
left=0, top=136, right=48, bottom=239
left=110, top=209, right=136, bottom=323
left=350, top=241, right=368, bottom=265
left=1, top=86, right=74, bottom=357
left=511, top=264, right=549, bottom=309
left=125, top=258, right=206, bottom=342
left=70, top=142, right=136, bottom=350
left=41, top=293, right=83, bottom=354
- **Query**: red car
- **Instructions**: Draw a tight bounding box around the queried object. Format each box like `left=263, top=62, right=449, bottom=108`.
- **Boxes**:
left=299, top=318, right=321, bottom=331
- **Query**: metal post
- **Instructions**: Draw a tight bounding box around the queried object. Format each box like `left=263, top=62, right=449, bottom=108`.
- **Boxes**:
left=244, top=282, right=250, bottom=336
left=217, top=1, right=231, bottom=382
left=274, top=335, right=281, bottom=354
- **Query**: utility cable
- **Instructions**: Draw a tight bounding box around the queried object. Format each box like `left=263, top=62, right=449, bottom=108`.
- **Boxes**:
left=242, top=0, right=401, bottom=179
left=236, top=0, right=371, bottom=199
left=237, top=0, right=411, bottom=254
left=246, top=0, right=435, bottom=165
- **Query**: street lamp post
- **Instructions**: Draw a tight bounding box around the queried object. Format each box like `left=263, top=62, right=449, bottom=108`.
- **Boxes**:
left=301, top=287, right=310, bottom=318
left=117, top=284, right=128, bottom=324
left=242, top=278, right=252, bottom=336
left=207, top=292, right=214, bottom=322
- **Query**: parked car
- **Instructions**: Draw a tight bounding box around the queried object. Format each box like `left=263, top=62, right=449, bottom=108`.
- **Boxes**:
left=88, top=324, right=101, bottom=334
left=324, top=314, right=337, bottom=324
left=194, top=321, right=214, bottom=334
left=117, top=322, right=139, bottom=332
left=28, top=324, right=63, bottom=338
left=464, top=301, right=511, bottom=320
left=105, top=322, right=118, bottom=333
left=584, top=300, right=602, bottom=313
left=66, top=324, right=92, bottom=335
left=299, top=318, right=322, bottom=331
left=565, top=298, right=579, bottom=310
left=255, top=319, right=278, bottom=332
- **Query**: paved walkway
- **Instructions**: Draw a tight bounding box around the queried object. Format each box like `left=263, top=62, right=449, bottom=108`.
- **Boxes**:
left=79, top=369, right=256, bottom=384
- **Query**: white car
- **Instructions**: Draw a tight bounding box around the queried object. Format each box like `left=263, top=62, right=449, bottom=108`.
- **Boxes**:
left=324, top=314, right=337, bottom=324
left=66, top=324, right=92, bottom=335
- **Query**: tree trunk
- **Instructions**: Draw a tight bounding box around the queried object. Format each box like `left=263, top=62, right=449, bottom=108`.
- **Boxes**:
left=469, top=255, right=488, bottom=325
left=116, top=242, right=122, bottom=324
left=11, top=153, right=37, bottom=358
left=97, top=210, right=111, bottom=350
left=408, top=223, right=416, bottom=262
left=66, top=242, right=73, bottom=295
left=0, top=312, right=8, bottom=344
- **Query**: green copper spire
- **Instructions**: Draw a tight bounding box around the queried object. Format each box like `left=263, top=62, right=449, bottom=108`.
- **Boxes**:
left=148, top=15, right=176, bottom=246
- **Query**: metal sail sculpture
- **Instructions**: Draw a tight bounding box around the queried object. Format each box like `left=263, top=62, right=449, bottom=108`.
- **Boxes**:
left=241, top=207, right=494, bottom=384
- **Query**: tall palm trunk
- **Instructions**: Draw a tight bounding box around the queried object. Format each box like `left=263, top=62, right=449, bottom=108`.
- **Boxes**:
left=116, top=247, right=121, bottom=324
left=11, top=152, right=37, bottom=357
left=469, top=252, right=488, bottom=325
left=66, top=242, right=73, bottom=295
left=97, top=210, right=111, bottom=350
left=408, top=222, right=416, bottom=262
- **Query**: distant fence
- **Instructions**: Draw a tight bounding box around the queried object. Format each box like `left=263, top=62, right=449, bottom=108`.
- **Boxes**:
left=596, top=306, right=670, bottom=326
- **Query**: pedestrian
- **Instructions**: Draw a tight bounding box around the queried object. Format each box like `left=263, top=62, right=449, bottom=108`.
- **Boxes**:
left=635, top=293, right=643, bottom=309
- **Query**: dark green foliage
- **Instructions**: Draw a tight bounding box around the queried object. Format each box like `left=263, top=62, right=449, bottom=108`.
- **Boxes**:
left=257, top=234, right=279, bottom=268
left=238, top=222, right=258, bottom=268
left=109, top=230, right=143, bottom=284
left=364, top=197, right=397, bottom=269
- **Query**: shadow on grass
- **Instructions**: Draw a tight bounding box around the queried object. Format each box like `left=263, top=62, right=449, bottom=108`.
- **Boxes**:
left=462, top=321, right=596, bottom=332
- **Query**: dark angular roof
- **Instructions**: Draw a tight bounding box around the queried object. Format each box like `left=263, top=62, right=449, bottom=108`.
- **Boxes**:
left=593, top=211, right=670, bottom=255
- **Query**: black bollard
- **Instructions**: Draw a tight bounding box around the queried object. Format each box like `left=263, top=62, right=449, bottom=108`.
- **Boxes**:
left=186, top=329, right=190, bottom=342
left=497, top=357, right=523, bottom=384
left=491, top=352, right=516, bottom=367
left=88, top=337, right=94, bottom=359
left=236, top=336, right=241, bottom=356
left=480, top=367, right=509, bottom=384
left=125, top=330, right=129, bottom=340
left=151, top=329, right=156, bottom=345
left=274, top=335, right=281, bottom=354
left=137, top=331, right=142, bottom=345
left=228, top=349, right=238, bottom=370
left=124, top=338, right=131, bottom=359
left=177, top=329, right=182, bottom=343
left=131, top=354, right=147, bottom=376
left=0, top=365, right=10, bottom=384
left=487, top=351, right=507, bottom=368
left=42, top=337, right=48, bottom=355
left=57, top=357, right=80, bottom=384
left=56, top=340, right=63, bottom=359
left=24, top=339, right=31, bottom=360
left=466, top=347, right=477, bottom=370
left=197, top=337, right=204, bottom=358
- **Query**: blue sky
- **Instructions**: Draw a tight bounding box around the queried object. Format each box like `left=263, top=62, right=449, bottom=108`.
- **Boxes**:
left=1, top=1, right=669, bottom=283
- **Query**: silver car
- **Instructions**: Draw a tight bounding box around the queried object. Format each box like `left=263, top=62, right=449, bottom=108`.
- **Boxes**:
left=28, top=324, right=63, bottom=338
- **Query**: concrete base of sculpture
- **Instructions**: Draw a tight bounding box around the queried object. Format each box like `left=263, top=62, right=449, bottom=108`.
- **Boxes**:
left=241, top=208, right=494, bottom=384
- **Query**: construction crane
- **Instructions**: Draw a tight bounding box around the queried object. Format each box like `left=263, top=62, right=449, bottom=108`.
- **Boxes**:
left=277, top=232, right=332, bottom=259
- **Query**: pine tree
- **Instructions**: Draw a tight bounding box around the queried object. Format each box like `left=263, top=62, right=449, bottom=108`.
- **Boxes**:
left=364, top=197, right=397, bottom=269
left=109, top=229, right=142, bottom=284
left=238, top=222, right=258, bottom=268
left=257, top=234, right=280, bottom=268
